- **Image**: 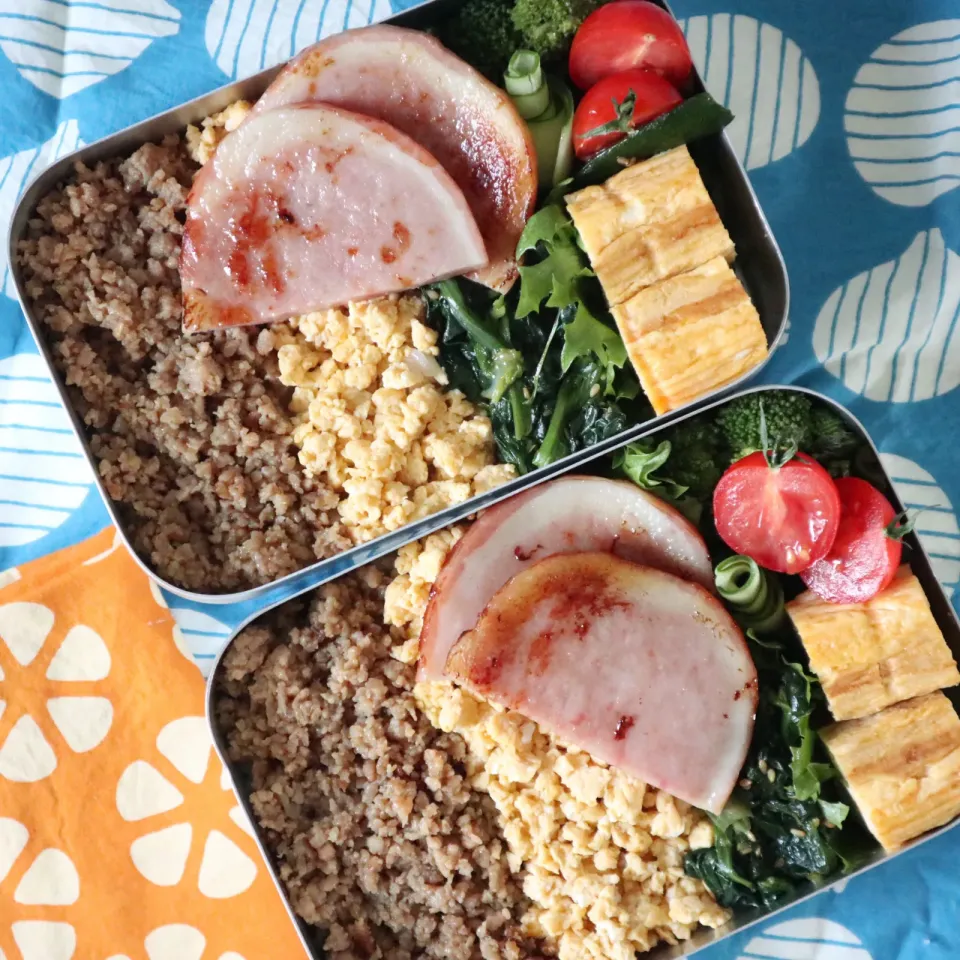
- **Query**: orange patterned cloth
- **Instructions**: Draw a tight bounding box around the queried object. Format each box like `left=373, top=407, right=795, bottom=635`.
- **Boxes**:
left=0, top=528, right=306, bottom=960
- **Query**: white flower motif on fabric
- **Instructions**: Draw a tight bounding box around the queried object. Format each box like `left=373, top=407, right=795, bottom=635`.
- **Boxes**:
left=169, top=608, right=232, bottom=677
left=738, top=917, right=873, bottom=959
left=0, top=605, right=113, bottom=781
left=0, top=601, right=54, bottom=665
left=880, top=453, right=960, bottom=596
left=46, top=697, right=113, bottom=753
left=0, top=0, right=181, bottom=99
left=0, top=354, right=94, bottom=547
left=130, top=823, right=193, bottom=887
left=117, top=717, right=258, bottom=898
left=1, top=123, right=82, bottom=300
left=228, top=806, right=256, bottom=839
left=204, top=0, right=392, bottom=80
left=11, top=921, right=76, bottom=960
left=144, top=924, right=205, bottom=960
left=676, top=14, right=820, bottom=169
left=845, top=20, right=960, bottom=206
left=0, top=817, right=29, bottom=883
left=813, top=229, right=960, bottom=401
left=14, top=849, right=80, bottom=906
left=0, top=716, right=56, bottom=782
left=0, top=821, right=80, bottom=954
left=46, top=626, right=111, bottom=682
left=116, top=761, right=185, bottom=821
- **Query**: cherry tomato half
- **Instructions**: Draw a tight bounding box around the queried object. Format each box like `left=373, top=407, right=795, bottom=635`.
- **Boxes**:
left=572, top=69, right=682, bottom=160
left=800, top=477, right=904, bottom=603
left=713, top=452, right=841, bottom=575
left=569, top=0, right=694, bottom=92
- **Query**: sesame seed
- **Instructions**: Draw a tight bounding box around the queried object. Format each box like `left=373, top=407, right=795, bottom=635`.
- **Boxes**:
left=739, top=778, right=752, bottom=790
left=745, top=830, right=757, bottom=842
left=589, top=384, right=601, bottom=397
left=790, top=828, right=806, bottom=838
left=758, top=759, right=769, bottom=774
left=767, top=768, right=776, bottom=783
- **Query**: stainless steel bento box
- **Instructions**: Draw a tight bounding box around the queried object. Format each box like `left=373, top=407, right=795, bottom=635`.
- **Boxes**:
left=205, top=384, right=960, bottom=960
left=7, top=0, right=789, bottom=606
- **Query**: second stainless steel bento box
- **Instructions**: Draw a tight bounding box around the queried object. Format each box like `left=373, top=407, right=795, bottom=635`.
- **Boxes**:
left=8, top=0, right=788, bottom=606
left=205, top=384, right=960, bottom=960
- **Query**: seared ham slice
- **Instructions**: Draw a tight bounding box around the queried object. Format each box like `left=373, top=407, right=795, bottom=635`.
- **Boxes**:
left=445, top=552, right=757, bottom=813
left=253, top=25, right=536, bottom=292
left=180, top=104, right=486, bottom=332
left=418, top=476, right=713, bottom=681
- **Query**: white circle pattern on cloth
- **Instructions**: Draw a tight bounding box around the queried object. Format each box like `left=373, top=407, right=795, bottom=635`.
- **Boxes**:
left=0, top=0, right=181, bottom=99
left=737, top=918, right=873, bottom=958
left=204, top=0, right=393, bottom=79
left=813, top=228, right=960, bottom=401
left=0, top=354, right=94, bottom=548
left=846, top=20, right=960, bottom=207
left=677, top=13, right=820, bottom=170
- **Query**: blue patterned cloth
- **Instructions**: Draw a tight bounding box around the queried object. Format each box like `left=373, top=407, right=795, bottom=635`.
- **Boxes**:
left=1, top=1, right=958, bottom=957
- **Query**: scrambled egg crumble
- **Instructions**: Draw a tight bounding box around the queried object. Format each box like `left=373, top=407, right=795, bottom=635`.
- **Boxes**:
left=276, top=298, right=514, bottom=542
left=386, top=536, right=730, bottom=960
left=185, top=100, right=253, bottom=165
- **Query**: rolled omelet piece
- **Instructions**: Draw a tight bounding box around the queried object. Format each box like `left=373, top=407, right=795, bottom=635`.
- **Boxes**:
left=565, top=146, right=735, bottom=307
left=786, top=567, right=960, bottom=722
left=610, top=258, right=767, bottom=415
left=821, top=691, right=960, bottom=850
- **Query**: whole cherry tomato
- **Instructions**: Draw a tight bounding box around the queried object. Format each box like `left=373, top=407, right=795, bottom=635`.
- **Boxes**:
left=569, top=0, right=694, bottom=91
left=572, top=69, right=682, bottom=160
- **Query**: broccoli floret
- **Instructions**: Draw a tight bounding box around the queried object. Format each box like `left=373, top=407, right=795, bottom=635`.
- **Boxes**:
left=437, top=0, right=522, bottom=80
left=806, top=407, right=862, bottom=478
left=511, top=0, right=604, bottom=60
left=808, top=407, right=860, bottom=460
left=716, top=392, right=814, bottom=462
left=667, top=418, right=727, bottom=501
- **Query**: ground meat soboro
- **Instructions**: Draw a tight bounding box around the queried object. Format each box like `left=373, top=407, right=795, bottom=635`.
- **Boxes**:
left=16, top=136, right=350, bottom=591
left=216, top=568, right=542, bottom=960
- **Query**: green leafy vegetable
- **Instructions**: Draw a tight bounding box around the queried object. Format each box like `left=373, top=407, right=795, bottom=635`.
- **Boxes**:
left=613, top=414, right=725, bottom=521
left=819, top=800, right=850, bottom=828
left=613, top=440, right=689, bottom=501
left=533, top=356, right=624, bottom=467
left=714, top=556, right=786, bottom=634
left=685, top=630, right=863, bottom=910
left=428, top=273, right=632, bottom=475
left=561, top=302, right=627, bottom=375
left=666, top=417, right=728, bottom=501
left=516, top=204, right=634, bottom=393
left=511, top=0, right=604, bottom=60
left=432, top=279, right=523, bottom=403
